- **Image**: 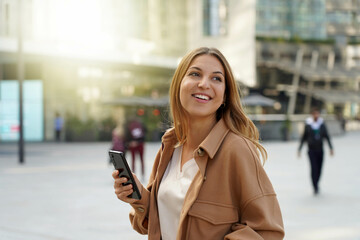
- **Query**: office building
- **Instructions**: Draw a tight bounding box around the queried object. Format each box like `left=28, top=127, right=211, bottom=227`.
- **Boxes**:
left=255, top=0, right=360, bottom=117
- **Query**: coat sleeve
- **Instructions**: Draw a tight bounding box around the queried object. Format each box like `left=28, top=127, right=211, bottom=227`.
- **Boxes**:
left=128, top=146, right=162, bottom=234
left=224, top=194, right=284, bottom=240
left=224, top=138, right=285, bottom=240
left=299, top=124, right=308, bottom=151
left=322, top=124, right=333, bottom=150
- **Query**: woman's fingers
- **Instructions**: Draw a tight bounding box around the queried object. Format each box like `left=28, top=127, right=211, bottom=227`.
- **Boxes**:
left=114, top=182, right=132, bottom=194
left=116, top=186, right=132, bottom=198
left=112, top=174, right=138, bottom=203
left=112, top=170, right=141, bottom=204
left=115, top=185, right=138, bottom=204
left=114, top=177, right=129, bottom=187
left=112, top=170, right=119, bottom=179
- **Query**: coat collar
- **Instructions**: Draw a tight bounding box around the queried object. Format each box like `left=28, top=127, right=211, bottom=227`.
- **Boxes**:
left=195, top=118, right=229, bottom=178
left=161, top=118, right=229, bottom=155
left=198, top=118, right=229, bottom=159
left=161, top=119, right=230, bottom=178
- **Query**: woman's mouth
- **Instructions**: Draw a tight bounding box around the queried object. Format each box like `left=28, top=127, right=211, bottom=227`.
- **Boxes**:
left=192, top=94, right=211, bottom=101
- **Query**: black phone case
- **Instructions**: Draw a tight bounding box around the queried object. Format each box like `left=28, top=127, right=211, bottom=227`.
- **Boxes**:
left=109, top=150, right=142, bottom=200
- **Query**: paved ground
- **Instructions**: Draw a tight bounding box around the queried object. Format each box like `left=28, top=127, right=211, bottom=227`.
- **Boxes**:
left=1, top=131, right=360, bottom=240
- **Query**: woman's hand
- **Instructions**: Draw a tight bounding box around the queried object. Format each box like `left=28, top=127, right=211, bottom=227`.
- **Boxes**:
left=112, top=170, right=143, bottom=204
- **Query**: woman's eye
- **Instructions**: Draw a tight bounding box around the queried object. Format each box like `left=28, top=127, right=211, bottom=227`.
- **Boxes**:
left=213, top=76, right=222, bottom=82
left=189, top=72, right=200, bottom=77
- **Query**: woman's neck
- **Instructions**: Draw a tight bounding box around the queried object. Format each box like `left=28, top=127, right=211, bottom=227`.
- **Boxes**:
left=185, top=117, right=216, bottom=150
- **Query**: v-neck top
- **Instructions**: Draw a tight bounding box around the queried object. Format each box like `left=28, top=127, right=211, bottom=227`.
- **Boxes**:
left=157, top=145, right=199, bottom=240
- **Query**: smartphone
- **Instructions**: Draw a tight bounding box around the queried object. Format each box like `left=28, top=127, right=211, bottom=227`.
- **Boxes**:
left=109, top=150, right=142, bottom=200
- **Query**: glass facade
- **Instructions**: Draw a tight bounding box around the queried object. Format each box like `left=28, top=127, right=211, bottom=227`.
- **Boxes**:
left=290, top=0, right=326, bottom=39
left=0, top=80, right=44, bottom=141
left=256, top=0, right=327, bottom=40
left=203, top=0, right=228, bottom=36
left=256, top=0, right=291, bottom=37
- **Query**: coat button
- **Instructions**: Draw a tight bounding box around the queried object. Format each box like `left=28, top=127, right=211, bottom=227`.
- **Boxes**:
left=137, top=207, right=145, bottom=213
left=197, top=148, right=204, bottom=157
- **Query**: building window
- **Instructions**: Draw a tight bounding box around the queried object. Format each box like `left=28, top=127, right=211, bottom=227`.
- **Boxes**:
left=203, top=0, right=228, bottom=36
left=327, top=12, right=352, bottom=24
left=0, top=1, right=11, bottom=37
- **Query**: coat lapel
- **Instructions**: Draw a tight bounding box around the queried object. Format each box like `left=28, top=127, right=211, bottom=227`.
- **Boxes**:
left=148, top=130, right=178, bottom=240
left=176, top=170, right=203, bottom=240
left=176, top=119, right=230, bottom=239
left=154, top=130, right=178, bottom=194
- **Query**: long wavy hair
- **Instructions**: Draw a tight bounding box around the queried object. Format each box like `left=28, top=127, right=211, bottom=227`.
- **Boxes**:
left=169, top=47, right=267, bottom=163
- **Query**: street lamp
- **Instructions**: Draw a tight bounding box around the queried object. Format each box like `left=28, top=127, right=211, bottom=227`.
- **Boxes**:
left=18, top=0, right=25, bottom=164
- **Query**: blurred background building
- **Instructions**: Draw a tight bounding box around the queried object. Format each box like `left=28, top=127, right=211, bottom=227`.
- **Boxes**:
left=254, top=0, right=360, bottom=139
left=256, top=0, right=360, bottom=115
left=0, top=0, right=256, bottom=142
left=0, top=0, right=359, bottom=142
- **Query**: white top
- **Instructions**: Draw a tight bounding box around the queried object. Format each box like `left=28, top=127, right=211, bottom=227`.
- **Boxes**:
left=157, top=145, right=199, bottom=240
left=306, top=117, right=324, bottom=130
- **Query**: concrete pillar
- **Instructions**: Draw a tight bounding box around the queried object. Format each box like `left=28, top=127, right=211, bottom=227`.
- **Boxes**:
left=325, top=51, right=335, bottom=91
left=287, top=48, right=303, bottom=115
left=304, top=50, right=319, bottom=113
left=327, top=51, right=335, bottom=71
left=355, top=77, right=360, bottom=91
left=304, top=80, right=314, bottom=113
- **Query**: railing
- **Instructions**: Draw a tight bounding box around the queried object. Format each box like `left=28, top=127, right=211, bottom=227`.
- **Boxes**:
left=248, top=114, right=337, bottom=122
left=326, top=0, right=355, bottom=11
left=248, top=114, right=345, bottom=141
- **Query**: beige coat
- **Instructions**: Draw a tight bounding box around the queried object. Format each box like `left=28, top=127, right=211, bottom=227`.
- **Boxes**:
left=129, top=119, right=284, bottom=239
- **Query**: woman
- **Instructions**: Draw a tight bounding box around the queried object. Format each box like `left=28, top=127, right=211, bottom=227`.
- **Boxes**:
left=112, top=47, right=284, bottom=239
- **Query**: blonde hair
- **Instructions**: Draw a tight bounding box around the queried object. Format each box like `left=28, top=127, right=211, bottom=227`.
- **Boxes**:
left=169, top=47, right=267, bottom=163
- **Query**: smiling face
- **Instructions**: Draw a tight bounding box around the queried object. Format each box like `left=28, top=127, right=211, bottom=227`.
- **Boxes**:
left=179, top=54, right=226, bottom=123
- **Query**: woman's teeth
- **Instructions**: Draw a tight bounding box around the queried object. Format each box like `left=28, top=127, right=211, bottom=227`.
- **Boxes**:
left=194, top=94, right=209, bottom=100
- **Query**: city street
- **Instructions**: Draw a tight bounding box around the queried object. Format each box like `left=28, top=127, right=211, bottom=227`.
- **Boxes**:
left=1, top=131, right=360, bottom=240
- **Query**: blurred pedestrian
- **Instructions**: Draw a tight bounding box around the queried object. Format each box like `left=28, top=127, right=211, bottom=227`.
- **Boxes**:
left=110, top=124, right=127, bottom=164
left=54, top=112, right=63, bottom=142
left=298, top=108, right=334, bottom=195
left=336, top=113, right=346, bottom=133
left=126, top=117, right=146, bottom=180
left=112, top=47, right=284, bottom=239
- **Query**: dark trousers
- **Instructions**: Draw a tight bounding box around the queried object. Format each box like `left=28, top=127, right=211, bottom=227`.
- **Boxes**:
left=55, top=130, right=61, bottom=141
left=308, top=149, right=324, bottom=192
left=129, top=143, right=144, bottom=176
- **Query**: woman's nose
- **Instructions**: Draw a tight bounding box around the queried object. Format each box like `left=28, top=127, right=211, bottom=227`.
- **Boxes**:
left=198, top=77, right=210, bottom=88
